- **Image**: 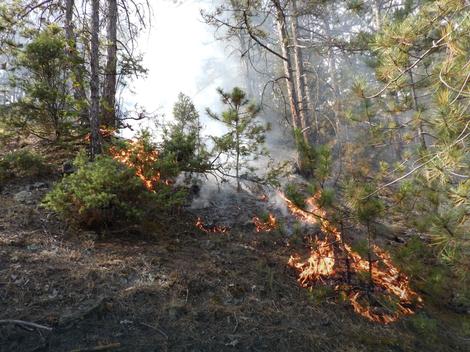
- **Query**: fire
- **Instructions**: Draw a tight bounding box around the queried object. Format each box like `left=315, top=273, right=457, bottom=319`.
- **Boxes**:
left=288, top=236, right=335, bottom=284
left=195, top=217, right=230, bottom=234
left=84, top=127, right=116, bottom=142
left=253, top=213, right=277, bottom=232
left=281, top=191, right=422, bottom=323
left=109, top=140, right=166, bottom=191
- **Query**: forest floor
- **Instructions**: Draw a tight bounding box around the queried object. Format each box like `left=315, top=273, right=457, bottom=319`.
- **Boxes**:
left=0, top=145, right=468, bottom=352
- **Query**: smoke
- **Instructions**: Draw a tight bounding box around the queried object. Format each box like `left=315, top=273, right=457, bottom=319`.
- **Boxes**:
left=125, top=0, right=245, bottom=138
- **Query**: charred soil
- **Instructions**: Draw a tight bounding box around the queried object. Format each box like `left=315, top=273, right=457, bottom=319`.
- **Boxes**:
left=0, top=173, right=468, bottom=352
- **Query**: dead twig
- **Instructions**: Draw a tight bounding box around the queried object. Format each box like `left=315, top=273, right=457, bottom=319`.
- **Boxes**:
left=139, top=322, right=168, bottom=340
left=0, top=319, right=52, bottom=331
left=232, top=312, right=239, bottom=333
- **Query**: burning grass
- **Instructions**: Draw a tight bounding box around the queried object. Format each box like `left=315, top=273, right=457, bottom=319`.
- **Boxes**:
left=253, top=213, right=277, bottom=233
left=195, top=217, right=230, bottom=234
left=281, top=191, right=422, bottom=324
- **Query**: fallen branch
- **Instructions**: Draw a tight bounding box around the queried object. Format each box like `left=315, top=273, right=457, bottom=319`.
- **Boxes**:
left=69, top=343, right=121, bottom=352
left=0, top=319, right=53, bottom=331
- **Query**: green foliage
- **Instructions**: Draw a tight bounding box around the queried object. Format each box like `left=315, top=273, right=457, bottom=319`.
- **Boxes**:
left=351, top=239, right=369, bottom=259
left=6, top=25, right=81, bottom=141
left=161, top=93, right=210, bottom=177
left=284, top=183, right=306, bottom=209
left=368, top=0, right=470, bottom=286
left=344, top=179, right=384, bottom=223
left=393, top=236, right=470, bottom=311
left=317, top=187, right=335, bottom=209
left=43, top=151, right=185, bottom=230
left=0, top=149, right=49, bottom=182
left=294, top=129, right=332, bottom=184
left=207, top=87, right=269, bottom=191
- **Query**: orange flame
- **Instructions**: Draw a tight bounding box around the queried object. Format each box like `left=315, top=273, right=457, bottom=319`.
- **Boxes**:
left=281, top=191, right=422, bottom=323
left=253, top=213, right=277, bottom=233
left=195, top=217, right=230, bottom=234
left=84, top=127, right=116, bottom=142
left=109, top=140, right=167, bottom=191
left=288, top=236, right=336, bottom=285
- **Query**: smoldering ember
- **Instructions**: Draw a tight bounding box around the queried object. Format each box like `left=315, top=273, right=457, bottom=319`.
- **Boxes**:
left=0, top=1, right=469, bottom=351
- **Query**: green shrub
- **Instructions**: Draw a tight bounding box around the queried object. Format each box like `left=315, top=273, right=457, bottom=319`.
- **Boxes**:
left=0, top=149, right=49, bottom=182
left=317, top=187, right=335, bottom=208
left=284, top=183, right=306, bottom=209
left=43, top=152, right=186, bottom=230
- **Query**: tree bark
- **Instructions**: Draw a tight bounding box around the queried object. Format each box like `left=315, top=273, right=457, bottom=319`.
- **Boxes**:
left=290, top=0, right=310, bottom=143
left=238, top=31, right=255, bottom=99
left=409, top=70, right=427, bottom=150
left=372, top=0, right=382, bottom=30
left=235, top=109, right=241, bottom=192
left=272, top=0, right=300, bottom=133
left=102, top=0, right=117, bottom=128
left=64, top=0, right=88, bottom=127
left=64, top=0, right=74, bottom=43
left=89, top=0, right=102, bottom=158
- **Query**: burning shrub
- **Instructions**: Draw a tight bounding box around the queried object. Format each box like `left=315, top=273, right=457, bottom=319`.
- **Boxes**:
left=284, top=183, right=307, bottom=209
left=282, top=190, right=422, bottom=323
left=43, top=151, right=186, bottom=230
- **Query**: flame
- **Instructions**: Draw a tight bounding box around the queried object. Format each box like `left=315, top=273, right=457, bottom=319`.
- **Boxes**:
left=84, top=127, right=116, bottom=142
left=109, top=140, right=168, bottom=191
left=288, top=236, right=335, bottom=285
left=195, top=217, right=230, bottom=234
left=253, top=213, right=277, bottom=232
left=281, top=191, right=422, bottom=323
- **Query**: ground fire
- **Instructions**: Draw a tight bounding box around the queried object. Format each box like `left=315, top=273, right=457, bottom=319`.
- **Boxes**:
left=253, top=213, right=277, bottom=233
left=281, top=192, right=422, bottom=323
left=195, top=217, right=230, bottom=234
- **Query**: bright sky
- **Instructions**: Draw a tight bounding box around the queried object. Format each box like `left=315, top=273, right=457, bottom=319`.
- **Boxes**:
left=128, top=0, right=243, bottom=133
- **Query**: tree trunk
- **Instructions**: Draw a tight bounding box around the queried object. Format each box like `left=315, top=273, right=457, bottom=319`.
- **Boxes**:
left=272, top=0, right=300, bottom=133
left=235, top=108, right=241, bottom=192
left=290, top=0, right=310, bottom=143
left=409, top=70, right=427, bottom=150
left=64, top=0, right=74, bottom=43
left=89, top=0, right=102, bottom=158
left=64, top=0, right=88, bottom=127
left=372, top=0, right=382, bottom=30
left=102, top=0, right=117, bottom=128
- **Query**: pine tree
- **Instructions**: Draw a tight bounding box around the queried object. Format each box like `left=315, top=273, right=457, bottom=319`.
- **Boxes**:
left=367, top=0, right=469, bottom=290
left=207, top=87, right=269, bottom=192
left=161, top=93, right=207, bottom=174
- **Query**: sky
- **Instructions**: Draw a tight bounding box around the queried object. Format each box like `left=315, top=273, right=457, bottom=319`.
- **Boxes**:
left=127, top=0, right=243, bottom=134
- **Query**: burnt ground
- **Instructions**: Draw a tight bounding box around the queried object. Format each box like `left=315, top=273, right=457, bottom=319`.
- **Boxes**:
left=0, top=176, right=469, bottom=352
